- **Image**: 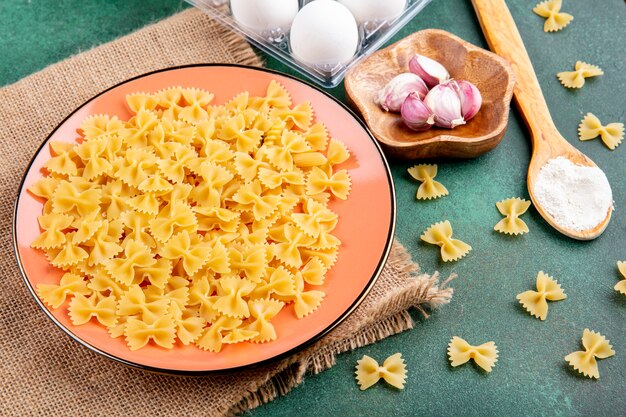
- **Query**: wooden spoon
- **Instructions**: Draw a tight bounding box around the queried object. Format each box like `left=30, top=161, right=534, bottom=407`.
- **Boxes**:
left=471, top=0, right=612, bottom=240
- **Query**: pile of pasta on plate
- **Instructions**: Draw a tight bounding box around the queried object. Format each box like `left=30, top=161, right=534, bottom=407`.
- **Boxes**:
left=30, top=80, right=352, bottom=352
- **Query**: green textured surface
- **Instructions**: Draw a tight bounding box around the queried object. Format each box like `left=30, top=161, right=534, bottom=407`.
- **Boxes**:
left=2, top=0, right=625, bottom=416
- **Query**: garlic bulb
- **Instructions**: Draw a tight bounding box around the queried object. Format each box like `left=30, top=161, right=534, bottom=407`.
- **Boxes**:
left=409, top=55, right=450, bottom=88
left=377, top=73, right=429, bottom=113
left=401, top=92, right=435, bottom=132
left=455, top=80, right=482, bottom=121
left=424, top=81, right=466, bottom=129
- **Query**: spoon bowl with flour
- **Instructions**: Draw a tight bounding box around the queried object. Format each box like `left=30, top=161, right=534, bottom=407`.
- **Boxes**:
left=473, top=0, right=612, bottom=240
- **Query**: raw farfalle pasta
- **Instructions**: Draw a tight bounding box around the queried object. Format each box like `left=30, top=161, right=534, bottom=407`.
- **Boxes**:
left=420, top=220, right=471, bottom=262
left=615, top=261, right=626, bottom=296
left=355, top=353, right=407, bottom=390
left=407, top=164, right=448, bottom=200
left=447, top=336, right=498, bottom=373
left=557, top=62, right=603, bottom=89
left=533, top=0, right=573, bottom=32
left=578, top=113, right=624, bottom=150
left=564, top=329, right=615, bottom=379
left=494, top=197, right=531, bottom=235
left=516, top=271, right=566, bottom=320
left=28, top=80, right=352, bottom=352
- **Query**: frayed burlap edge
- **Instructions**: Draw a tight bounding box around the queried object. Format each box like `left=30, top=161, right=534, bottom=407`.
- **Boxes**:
left=229, top=242, right=454, bottom=416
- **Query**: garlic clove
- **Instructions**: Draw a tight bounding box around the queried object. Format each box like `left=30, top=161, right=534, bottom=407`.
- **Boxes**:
left=455, top=80, right=482, bottom=121
left=377, top=73, right=429, bottom=113
left=400, top=92, right=435, bottom=132
left=424, top=81, right=466, bottom=129
left=408, top=55, right=450, bottom=88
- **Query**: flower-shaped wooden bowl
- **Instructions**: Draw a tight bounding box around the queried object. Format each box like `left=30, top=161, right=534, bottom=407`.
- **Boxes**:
left=345, top=29, right=515, bottom=160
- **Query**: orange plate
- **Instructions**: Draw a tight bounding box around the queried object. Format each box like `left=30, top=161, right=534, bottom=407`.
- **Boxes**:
left=13, top=65, right=395, bottom=374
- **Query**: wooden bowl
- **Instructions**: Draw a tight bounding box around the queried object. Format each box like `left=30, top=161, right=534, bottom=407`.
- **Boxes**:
left=345, top=29, right=515, bottom=160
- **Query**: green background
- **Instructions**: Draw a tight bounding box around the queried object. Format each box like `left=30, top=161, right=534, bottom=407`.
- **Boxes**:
left=2, top=0, right=624, bottom=415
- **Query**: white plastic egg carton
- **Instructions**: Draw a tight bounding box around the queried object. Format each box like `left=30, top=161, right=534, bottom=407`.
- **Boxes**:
left=185, top=0, right=433, bottom=88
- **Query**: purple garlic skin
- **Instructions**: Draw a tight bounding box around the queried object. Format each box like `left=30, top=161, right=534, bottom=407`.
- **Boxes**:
left=377, top=73, right=429, bottom=113
left=408, top=55, right=450, bottom=88
left=454, top=79, right=482, bottom=121
left=424, top=81, right=466, bottom=129
left=400, top=92, right=435, bottom=132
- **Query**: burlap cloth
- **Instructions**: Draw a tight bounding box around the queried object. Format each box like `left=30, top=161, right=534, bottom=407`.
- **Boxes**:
left=0, top=9, right=454, bottom=416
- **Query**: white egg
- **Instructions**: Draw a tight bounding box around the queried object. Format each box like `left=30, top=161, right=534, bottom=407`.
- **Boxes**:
left=230, top=0, right=299, bottom=33
left=338, top=0, right=407, bottom=24
left=290, top=0, right=359, bottom=67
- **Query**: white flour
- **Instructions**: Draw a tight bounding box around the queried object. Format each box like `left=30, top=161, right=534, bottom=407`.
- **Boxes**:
left=533, top=157, right=613, bottom=231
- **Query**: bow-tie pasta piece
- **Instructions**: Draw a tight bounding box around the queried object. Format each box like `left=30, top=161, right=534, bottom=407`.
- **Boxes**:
left=30, top=213, right=74, bottom=250
left=218, top=114, right=263, bottom=153
left=213, top=277, right=256, bottom=319
left=52, top=179, right=101, bottom=217
left=44, top=141, right=78, bottom=177
left=291, top=272, right=325, bottom=319
left=72, top=210, right=104, bottom=245
left=50, top=232, right=89, bottom=268
left=533, top=0, right=573, bottom=32
left=124, top=315, right=177, bottom=351
left=301, top=257, right=328, bottom=286
left=265, top=130, right=311, bottom=171
left=248, top=80, right=292, bottom=112
left=243, top=298, right=285, bottom=343
left=158, top=230, right=212, bottom=276
left=557, top=62, right=603, bottom=89
left=28, top=177, right=61, bottom=201
left=420, top=221, right=471, bottom=262
left=104, top=239, right=157, bottom=286
left=178, top=88, right=214, bottom=124
left=494, top=197, right=531, bottom=235
left=29, top=81, right=354, bottom=352
left=517, top=271, right=566, bottom=320
left=196, top=316, right=243, bottom=353
left=79, top=114, right=124, bottom=140
left=84, top=220, right=123, bottom=267
left=250, top=266, right=297, bottom=299
left=355, top=353, right=407, bottom=390
left=68, top=293, right=118, bottom=327
left=564, top=329, right=615, bottom=379
left=614, top=261, right=626, bottom=296
left=270, top=101, right=313, bottom=131
left=448, top=336, right=498, bottom=373
left=306, top=166, right=352, bottom=200
left=303, top=123, right=329, bottom=152
left=166, top=302, right=204, bottom=346
left=117, top=285, right=170, bottom=323
left=74, top=137, right=113, bottom=180
left=578, top=113, right=624, bottom=151
left=407, top=164, right=448, bottom=200
left=326, top=138, right=350, bottom=167
left=125, top=92, right=159, bottom=113
left=37, top=273, right=91, bottom=309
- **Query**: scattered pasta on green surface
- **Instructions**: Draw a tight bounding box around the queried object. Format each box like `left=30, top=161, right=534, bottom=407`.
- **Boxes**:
left=494, top=197, right=531, bottom=235
left=407, top=164, right=448, bottom=200
left=447, top=336, right=498, bottom=373
left=516, top=271, right=566, bottom=320
left=533, top=0, right=573, bottom=32
left=557, top=61, right=603, bottom=89
left=564, top=329, right=614, bottom=379
left=420, top=220, right=471, bottom=262
left=578, top=113, right=624, bottom=150
left=355, top=353, right=407, bottom=390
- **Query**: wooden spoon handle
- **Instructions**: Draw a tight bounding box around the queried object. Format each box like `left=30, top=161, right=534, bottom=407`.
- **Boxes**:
left=471, top=0, right=558, bottom=143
